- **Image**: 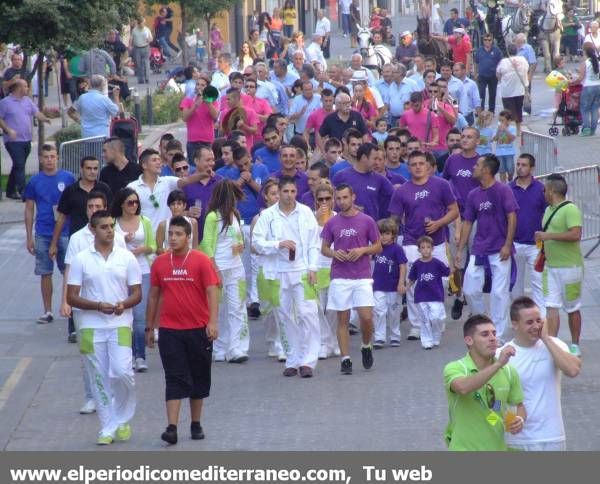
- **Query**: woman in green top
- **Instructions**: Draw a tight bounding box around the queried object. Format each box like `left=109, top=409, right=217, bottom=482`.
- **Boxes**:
left=201, top=180, right=249, bottom=363
left=561, top=8, right=581, bottom=62
left=283, top=0, right=297, bottom=39
left=111, top=187, right=157, bottom=373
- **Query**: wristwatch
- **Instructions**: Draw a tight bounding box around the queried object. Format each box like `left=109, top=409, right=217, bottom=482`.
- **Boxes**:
left=144, top=327, right=154, bottom=333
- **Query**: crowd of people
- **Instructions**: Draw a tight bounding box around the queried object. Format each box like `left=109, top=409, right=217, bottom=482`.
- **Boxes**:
left=0, top=2, right=589, bottom=451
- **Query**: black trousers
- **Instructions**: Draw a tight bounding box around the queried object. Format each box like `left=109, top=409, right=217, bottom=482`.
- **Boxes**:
left=478, top=76, right=498, bottom=114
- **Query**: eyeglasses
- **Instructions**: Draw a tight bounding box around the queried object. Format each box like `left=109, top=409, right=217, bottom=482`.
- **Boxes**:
left=149, top=194, right=159, bottom=208
left=317, top=196, right=332, bottom=202
left=126, top=199, right=140, bottom=207
left=474, top=383, right=496, bottom=409
left=174, top=165, right=189, bottom=172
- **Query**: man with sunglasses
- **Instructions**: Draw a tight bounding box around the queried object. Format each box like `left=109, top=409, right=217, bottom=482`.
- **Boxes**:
left=474, top=35, right=502, bottom=113
left=444, top=314, right=526, bottom=451
left=171, top=154, right=194, bottom=178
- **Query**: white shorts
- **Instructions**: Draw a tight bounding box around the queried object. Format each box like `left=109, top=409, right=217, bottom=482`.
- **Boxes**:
left=543, top=266, right=583, bottom=313
left=508, top=441, right=566, bottom=451
left=327, top=278, right=375, bottom=311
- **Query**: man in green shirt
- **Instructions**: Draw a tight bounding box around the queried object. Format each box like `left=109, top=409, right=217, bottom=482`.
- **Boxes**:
left=444, top=314, right=526, bottom=451
left=535, top=174, right=583, bottom=357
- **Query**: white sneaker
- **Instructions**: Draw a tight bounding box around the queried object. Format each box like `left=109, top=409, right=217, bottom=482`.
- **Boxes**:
left=80, top=399, right=96, bottom=414
left=213, top=353, right=226, bottom=362
left=154, top=328, right=159, bottom=342
left=267, top=342, right=278, bottom=358
left=135, top=357, right=148, bottom=372
left=407, top=327, right=421, bottom=340
left=318, top=347, right=328, bottom=360
left=277, top=351, right=287, bottom=362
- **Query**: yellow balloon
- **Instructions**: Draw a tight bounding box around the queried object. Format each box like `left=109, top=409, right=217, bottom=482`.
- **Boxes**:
left=545, top=70, right=569, bottom=91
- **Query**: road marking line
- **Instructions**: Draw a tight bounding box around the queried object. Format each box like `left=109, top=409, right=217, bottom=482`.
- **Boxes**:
left=0, top=357, right=32, bottom=412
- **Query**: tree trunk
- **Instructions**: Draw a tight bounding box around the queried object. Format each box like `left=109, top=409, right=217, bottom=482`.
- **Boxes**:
left=36, top=52, right=45, bottom=155
left=181, top=3, right=188, bottom=66
left=206, top=16, right=212, bottom=60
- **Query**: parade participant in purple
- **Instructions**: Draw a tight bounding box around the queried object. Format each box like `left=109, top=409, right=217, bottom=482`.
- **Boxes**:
left=300, top=162, right=329, bottom=208
left=372, top=218, right=407, bottom=348
left=372, top=145, right=406, bottom=188
left=321, top=184, right=382, bottom=375
left=332, top=143, right=395, bottom=222
left=510, top=154, right=547, bottom=317
left=456, top=154, right=518, bottom=340
left=388, top=150, right=458, bottom=340
left=442, top=126, right=480, bottom=319
left=271, top=145, right=310, bottom=198
left=408, top=235, right=451, bottom=349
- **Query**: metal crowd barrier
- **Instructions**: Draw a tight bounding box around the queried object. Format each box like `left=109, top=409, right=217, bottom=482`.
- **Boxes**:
left=537, top=165, right=600, bottom=258
left=521, top=130, right=559, bottom=176
left=58, top=135, right=106, bottom=177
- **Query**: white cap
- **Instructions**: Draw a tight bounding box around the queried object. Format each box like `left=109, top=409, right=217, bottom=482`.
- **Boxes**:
left=453, top=27, right=466, bottom=35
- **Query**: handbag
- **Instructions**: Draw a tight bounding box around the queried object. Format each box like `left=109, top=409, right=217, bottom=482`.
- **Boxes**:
left=534, top=201, right=572, bottom=272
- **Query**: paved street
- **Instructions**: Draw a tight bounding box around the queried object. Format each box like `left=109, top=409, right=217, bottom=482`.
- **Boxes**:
left=0, top=3, right=600, bottom=451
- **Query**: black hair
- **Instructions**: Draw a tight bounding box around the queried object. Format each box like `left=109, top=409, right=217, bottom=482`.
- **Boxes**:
left=110, top=187, right=141, bottom=218
left=169, top=215, right=192, bottom=236
left=278, top=175, right=297, bottom=189
left=481, top=153, right=500, bottom=176
left=87, top=190, right=107, bottom=208
left=167, top=189, right=187, bottom=206
left=90, top=210, right=112, bottom=228
left=510, top=296, right=537, bottom=323
left=357, top=142, right=378, bottom=160
left=80, top=156, right=99, bottom=168
left=308, top=161, right=329, bottom=179
left=463, top=314, right=494, bottom=337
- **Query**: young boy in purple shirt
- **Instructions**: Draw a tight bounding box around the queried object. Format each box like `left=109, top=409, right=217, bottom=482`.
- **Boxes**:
left=372, top=218, right=408, bottom=348
left=408, top=235, right=450, bottom=349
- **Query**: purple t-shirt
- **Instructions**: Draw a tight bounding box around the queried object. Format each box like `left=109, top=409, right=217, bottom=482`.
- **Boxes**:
left=372, top=242, right=408, bottom=292
left=0, top=95, right=38, bottom=141
left=442, top=153, right=479, bottom=215
left=388, top=176, right=456, bottom=246
left=300, top=190, right=315, bottom=209
left=510, top=179, right=547, bottom=245
left=272, top=170, right=309, bottom=198
left=385, top=169, right=407, bottom=186
left=463, top=181, right=519, bottom=256
left=332, top=168, right=394, bottom=221
left=408, top=257, right=450, bottom=303
left=183, top=175, right=223, bottom=241
left=321, top=212, right=380, bottom=280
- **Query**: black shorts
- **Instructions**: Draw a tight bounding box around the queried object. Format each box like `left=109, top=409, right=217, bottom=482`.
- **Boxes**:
left=502, top=96, right=524, bottom=124
left=158, top=327, right=212, bottom=401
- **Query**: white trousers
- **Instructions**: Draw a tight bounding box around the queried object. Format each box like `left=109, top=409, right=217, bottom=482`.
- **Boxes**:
left=463, top=253, right=511, bottom=337
left=275, top=272, right=320, bottom=369
left=373, top=291, right=402, bottom=342
left=512, top=242, right=545, bottom=318
left=214, top=265, right=249, bottom=359
left=318, top=287, right=338, bottom=353
left=73, top=311, right=93, bottom=401
left=242, top=225, right=259, bottom=304
left=81, top=327, right=136, bottom=437
left=416, top=301, right=446, bottom=347
left=404, top=244, right=449, bottom=331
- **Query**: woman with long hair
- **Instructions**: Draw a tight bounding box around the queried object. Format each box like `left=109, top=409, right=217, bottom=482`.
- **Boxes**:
left=236, top=41, right=257, bottom=70
left=249, top=29, right=266, bottom=59
left=572, top=45, right=600, bottom=136
left=282, top=1, right=297, bottom=39
left=111, top=188, right=157, bottom=373
left=200, top=179, right=249, bottom=363
left=352, top=82, right=378, bottom=130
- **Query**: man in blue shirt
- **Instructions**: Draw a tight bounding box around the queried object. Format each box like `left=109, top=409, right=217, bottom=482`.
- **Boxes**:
left=388, top=64, right=420, bottom=125
left=24, top=144, right=76, bottom=324
left=253, top=125, right=282, bottom=173
left=515, top=33, right=536, bottom=114
left=474, top=34, right=503, bottom=113
left=68, top=75, right=119, bottom=138
left=453, top=62, right=481, bottom=125
left=443, top=8, right=469, bottom=35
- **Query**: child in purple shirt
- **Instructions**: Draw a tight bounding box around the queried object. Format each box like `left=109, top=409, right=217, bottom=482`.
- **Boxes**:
left=372, top=219, right=408, bottom=347
left=408, top=235, right=450, bottom=349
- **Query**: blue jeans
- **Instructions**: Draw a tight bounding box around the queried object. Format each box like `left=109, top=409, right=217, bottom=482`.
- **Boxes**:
left=581, top=85, right=600, bottom=133
left=283, top=25, right=293, bottom=38
left=497, top=155, right=515, bottom=175
left=157, top=36, right=175, bottom=59
left=4, top=140, right=31, bottom=196
left=34, top=234, right=67, bottom=276
left=342, top=14, right=351, bottom=35
left=132, top=273, right=150, bottom=359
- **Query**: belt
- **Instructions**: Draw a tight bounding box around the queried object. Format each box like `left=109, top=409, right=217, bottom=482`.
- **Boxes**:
left=134, top=44, right=149, bottom=48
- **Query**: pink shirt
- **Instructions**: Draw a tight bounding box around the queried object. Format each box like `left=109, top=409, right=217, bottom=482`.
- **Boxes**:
left=305, top=107, right=332, bottom=134
left=223, top=106, right=259, bottom=148
left=179, top=97, right=217, bottom=144
left=399, top=108, right=440, bottom=146
left=432, top=101, right=455, bottom=151
left=246, top=96, right=272, bottom=142
left=219, top=93, right=252, bottom=113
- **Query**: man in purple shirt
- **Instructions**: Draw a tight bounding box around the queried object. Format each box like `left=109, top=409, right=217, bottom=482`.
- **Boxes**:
left=321, top=184, right=382, bottom=375
left=510, top=153, right=547, bottom=317
left=388, top=150, right=458, bottom=340
left=271, top=145, right=310, bottom=198
left=442, top=126, right=480, bottom=319
left=332, top=143, right=395, bottom=222
left=0, top=79, right=50, bottom=199
left=456, top=154, right=519, bottom=340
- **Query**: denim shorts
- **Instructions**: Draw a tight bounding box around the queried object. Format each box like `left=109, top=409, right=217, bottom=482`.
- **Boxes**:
left=497, top=155, right=515, bottom=175
left=35, top=234, right=68, bottom=276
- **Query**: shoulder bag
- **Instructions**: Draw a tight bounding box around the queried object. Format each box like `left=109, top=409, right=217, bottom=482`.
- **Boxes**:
left=534, top=201, right=571, bottom=272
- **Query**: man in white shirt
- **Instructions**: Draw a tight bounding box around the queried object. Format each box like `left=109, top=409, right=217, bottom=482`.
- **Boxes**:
left=315, top=10, right=332, bottom=58
left=499, top=297, right=581, bottom=451
left=67, top=210, right=142, bottom=445
left=453, top=62, right=481, bottom=125
left=210, top=53, right=236, bottom=94
left=252, top=177, right=321, bottom=378
left=339, top=0, right=352, bottom=37
left=61, top=192, right=127, bottom=415
left=306, top=34, right=328, bottom=70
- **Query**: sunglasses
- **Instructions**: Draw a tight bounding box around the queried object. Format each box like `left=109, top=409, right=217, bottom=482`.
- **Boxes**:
left=174, top=165, right=189, bottom=172
left=317, top=196, right=332, bottom=202
left=474, top=383, right=496, bottom=409
left=126, top=199, right=140, bottom=207
left=149, top=194, right=159, bottom=208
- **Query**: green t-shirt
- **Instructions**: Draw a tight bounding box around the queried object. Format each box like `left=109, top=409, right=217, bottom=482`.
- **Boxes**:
left=542, top=202, right=583, bottom=268
left=562, top=16, right=580, bottom=37
left=444, top=353, right=524, bottom=451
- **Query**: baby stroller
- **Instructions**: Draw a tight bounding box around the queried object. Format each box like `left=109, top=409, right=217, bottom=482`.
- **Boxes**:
left=549, top=84, right=582, bottom=137
left=150, top=44, right=166, bottom=74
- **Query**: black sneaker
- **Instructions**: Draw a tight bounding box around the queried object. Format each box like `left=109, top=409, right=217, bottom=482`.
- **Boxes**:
left=348, top=323, right=359, bottom=335
left=161, top=425, right=178, bottom=444
left=361, top=346, right=374, bottom=370
left=373, top=340, right=385, bottom=349
left=191, top=422, right=205, bottom=440
left=67, top=332, right=77, bottom=343
left=247, top=302, right=261, bottom=320
left=400, top=305, right=408, bottom=321
left=340, top=358, right=353, bottom=375
left=451, top=298, right=464, bottom=320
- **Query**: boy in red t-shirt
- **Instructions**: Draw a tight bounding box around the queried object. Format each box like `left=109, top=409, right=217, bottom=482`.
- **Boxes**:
left=146, top=216, right=219, bottom=445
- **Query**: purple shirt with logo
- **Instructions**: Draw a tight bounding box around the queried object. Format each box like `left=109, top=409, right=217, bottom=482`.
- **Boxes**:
left=373, top=242, right=408, bottom=292
left=509, top=178, right=547, bottom=245
left=332, top=168, right=395, bottom=221
left=408, top=257, right=450, bottom=303
left=321, top=212, right=380, bottom=280
left=463, top=181, right=519, bottom=255
left=183, top=175, right=223, bottom=241
left=388, top=176, right=456, bottom=246
left=442, top=153, right=479, bottom=215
